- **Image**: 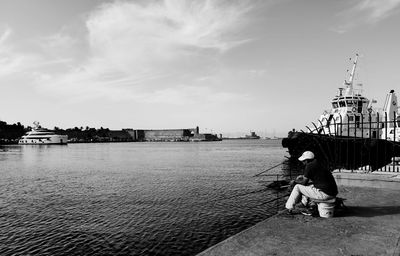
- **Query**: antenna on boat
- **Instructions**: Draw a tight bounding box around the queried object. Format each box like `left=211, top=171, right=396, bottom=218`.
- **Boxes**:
left=33, top=121, right=41, bottom=129
left=344, top=53, right=359, bottom=93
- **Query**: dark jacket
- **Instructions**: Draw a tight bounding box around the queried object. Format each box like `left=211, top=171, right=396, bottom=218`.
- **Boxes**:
left=304, top=159, right=338, bottom=197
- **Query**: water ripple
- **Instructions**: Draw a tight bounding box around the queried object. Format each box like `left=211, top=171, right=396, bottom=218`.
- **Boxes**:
left=0, top=140, right=286, bottom=255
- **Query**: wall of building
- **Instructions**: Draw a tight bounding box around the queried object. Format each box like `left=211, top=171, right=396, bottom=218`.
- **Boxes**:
left=144, top=129, right=196, bottom=141
left=125, top=128, right=198, bottom=141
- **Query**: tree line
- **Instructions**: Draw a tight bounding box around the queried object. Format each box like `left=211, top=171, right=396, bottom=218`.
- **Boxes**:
left=0, top=121, right=26, bottom=143
left=0, top=120, right=131, bottom=144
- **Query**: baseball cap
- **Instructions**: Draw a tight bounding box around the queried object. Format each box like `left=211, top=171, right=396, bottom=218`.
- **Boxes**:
left=298, top=151, right=315, bottom=161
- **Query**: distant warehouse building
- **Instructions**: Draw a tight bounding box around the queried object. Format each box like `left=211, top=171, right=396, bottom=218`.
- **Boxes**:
left=125, top=127, right=199, bottom=142
left=109, top=130, right=134, bottom=142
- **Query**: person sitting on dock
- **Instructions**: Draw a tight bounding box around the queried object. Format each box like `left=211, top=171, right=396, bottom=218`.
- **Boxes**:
left=285, top=151, right=338, bottom=215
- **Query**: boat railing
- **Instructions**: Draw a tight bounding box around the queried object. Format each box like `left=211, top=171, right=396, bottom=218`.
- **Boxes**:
left=319, top=111, right=399, bottom=137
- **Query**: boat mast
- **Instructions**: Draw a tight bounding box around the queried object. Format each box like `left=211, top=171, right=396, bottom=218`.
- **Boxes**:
left=344, top=53, right=359, bottom=95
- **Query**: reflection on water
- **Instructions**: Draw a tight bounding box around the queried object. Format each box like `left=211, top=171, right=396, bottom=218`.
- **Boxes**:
left=0, top=140, right=286, bottom=255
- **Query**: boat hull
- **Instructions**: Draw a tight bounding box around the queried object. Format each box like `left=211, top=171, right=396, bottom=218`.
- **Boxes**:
left=282, top=131, right=400, bottom=171
left=19, top=135, right=68, bottom=145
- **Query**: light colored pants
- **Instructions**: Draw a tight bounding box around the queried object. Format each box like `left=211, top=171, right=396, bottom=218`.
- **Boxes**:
left=285, top=184, right=334, bottom=210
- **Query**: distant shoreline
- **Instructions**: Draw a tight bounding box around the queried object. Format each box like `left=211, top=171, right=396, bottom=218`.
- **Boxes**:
left=222, top=137, right=282, bottom=140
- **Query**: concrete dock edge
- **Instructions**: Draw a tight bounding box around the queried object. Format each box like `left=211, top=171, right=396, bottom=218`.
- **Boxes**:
left=198, top=172, right=400, bottom=256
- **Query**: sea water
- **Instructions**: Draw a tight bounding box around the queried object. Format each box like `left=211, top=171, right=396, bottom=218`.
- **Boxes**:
left=0, top=140, right=287, bottom=256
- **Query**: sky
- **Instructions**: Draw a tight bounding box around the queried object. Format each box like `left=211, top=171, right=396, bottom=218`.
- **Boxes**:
left=1, top=0, right=400, bottom=137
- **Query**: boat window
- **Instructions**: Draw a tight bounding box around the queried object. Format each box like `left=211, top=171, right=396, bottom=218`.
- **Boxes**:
left=332, top=102, right=338, bottom=108
left=339, top=101, right=346, bottom=107
left=348, top=116, right=354, bottom=122
left=346, top=100, right=354, bottom=106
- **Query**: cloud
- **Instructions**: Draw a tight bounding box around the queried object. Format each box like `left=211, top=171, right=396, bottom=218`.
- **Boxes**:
left=88, top=0, right=250, bottom=52
left=0, top=26, right=12, bottom=45
left=37, top=32, right=80, bottom=60
left=333, top=0, right=400, bottom=33
left=0, top=25, right=73, bottom=78
left=136, top=85, right=249, bottom=105
left=34, top=0, right=252, bottom=105
left=41, top=33, right=77, bottom=50
left=85, top=0, right=251, bottom=76
left=35, top=62, right=249, bottom=106
left=355, top=0, right=400, bottom=23
left=0, top=26, right=17, bottom=76
left=0, top=26, right=38, bottom=77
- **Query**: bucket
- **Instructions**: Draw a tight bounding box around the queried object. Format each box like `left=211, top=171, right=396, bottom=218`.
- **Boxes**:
left=318, top=202, right=335, bottom=218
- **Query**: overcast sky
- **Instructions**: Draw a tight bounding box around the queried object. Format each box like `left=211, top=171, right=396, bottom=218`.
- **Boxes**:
left=1, top=0, right=400, bottom=137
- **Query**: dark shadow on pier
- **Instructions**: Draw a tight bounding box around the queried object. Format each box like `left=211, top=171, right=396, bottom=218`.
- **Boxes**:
left=337, top=205, right=400, bottom=218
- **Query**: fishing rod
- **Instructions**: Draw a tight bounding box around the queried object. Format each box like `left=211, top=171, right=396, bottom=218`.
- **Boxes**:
left=252, top=162, right=284, bottom=177
left=252, top=192, right=291, bottom=208
left=205, top=188, right=275, bottom=205
left=193, top=184, right=288, bottom=207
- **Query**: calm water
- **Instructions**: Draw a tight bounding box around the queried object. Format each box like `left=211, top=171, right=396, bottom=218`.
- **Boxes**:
left=0, top=140, right=287, bottom=256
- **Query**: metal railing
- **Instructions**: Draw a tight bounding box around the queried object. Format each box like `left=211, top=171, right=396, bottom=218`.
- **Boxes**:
left=314, top=111, right=400, bottom=172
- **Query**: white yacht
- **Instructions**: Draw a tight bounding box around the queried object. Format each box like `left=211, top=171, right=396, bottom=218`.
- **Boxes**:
left=315, top=54, right=400, bottom=141
left=19, top=122, right=68, bottom=145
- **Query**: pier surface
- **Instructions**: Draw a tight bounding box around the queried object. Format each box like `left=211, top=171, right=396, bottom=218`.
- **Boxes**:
left=198, top=172, right=400, bottom=256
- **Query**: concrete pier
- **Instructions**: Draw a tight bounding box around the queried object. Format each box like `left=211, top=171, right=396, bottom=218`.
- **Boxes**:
left=198, top=172, right=400, bottom=256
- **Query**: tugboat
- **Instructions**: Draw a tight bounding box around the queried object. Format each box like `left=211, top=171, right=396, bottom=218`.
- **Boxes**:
left=19, top=122, right=68, bottom=145
left=313, top=54, right=399, bottom=140
left=282, top=54, right=400, bottom=170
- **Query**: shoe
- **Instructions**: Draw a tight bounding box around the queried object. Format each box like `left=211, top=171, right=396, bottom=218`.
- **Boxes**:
left=300, top=208, right=313, bottom=216
left=309, top=202, right=317, bottom=208
left=282, top=208, right=298, bottom=215
left=295, top=202, right=307, bottom=210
